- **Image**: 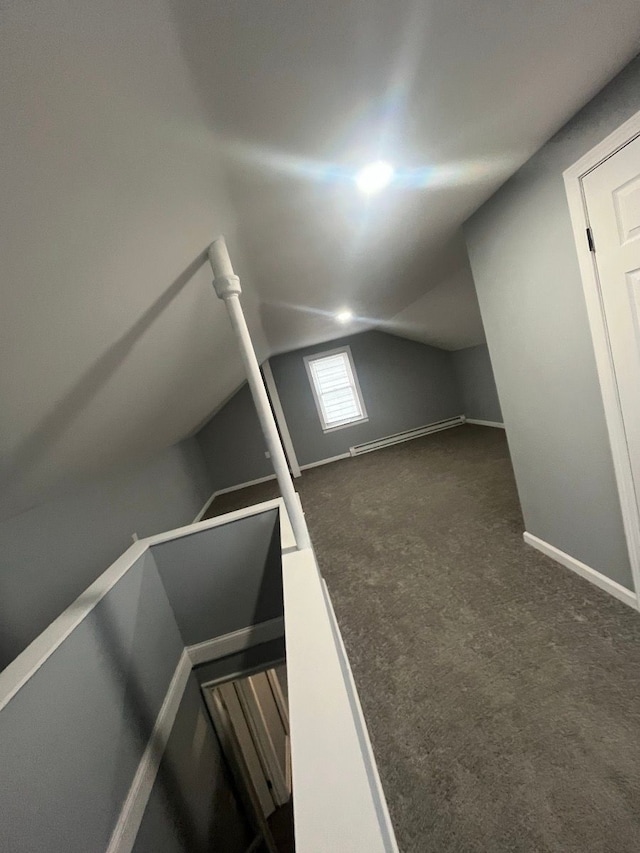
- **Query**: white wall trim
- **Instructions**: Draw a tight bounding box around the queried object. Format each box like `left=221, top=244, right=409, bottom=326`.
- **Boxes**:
left=192, top=476, right=281, bottom=523
left=350, top=416, right=464, bottom=456
left=464, top=418, right=505, bottom=429
left=262, top=359, right=302, bottom=478
left=299, top=452, right=352, bottom=471
left=563, top=109, right=640, bottom=180
left=0, top=499, right=294, bottom=712
left=108, top=617, right=287, bottom=851
left=523, top=532, right=638, bottom=610
left=192, top=490, right=218, bottom=523
left=186, top=617, right=285, bottom=666
left=563, top=108, right=640, bottom=610
left=4, top=488, right=395, bottom=853
left=215, top=474, right=278, bottom=498
left=206, top=451, right=354, bottom=485
left=0, top=538, right=148, bottom=712
left=192, top=477, right=279, bottom=521
left=146, top=497, right=294, bottom=549
left=196, top=450, right=365, bottom=494
left=203, top=417, right=484, bottom=492
left=107, top=649, right=192, bottom=853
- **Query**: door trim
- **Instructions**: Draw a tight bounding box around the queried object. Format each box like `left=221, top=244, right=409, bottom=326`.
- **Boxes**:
left=563, top=108, right=640, bottom=609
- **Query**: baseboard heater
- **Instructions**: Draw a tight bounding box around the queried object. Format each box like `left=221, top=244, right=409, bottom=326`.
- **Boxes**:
left=349, top=415, right=465, bottom=456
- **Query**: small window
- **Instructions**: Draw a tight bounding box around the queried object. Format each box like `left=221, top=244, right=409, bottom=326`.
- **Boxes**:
left=304, top=346, right=368, bottom=432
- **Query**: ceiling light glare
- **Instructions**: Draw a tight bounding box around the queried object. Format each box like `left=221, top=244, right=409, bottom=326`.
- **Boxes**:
left=355, top=160, right=395, bottom=195
left=336, top=310, right=354, bottom=324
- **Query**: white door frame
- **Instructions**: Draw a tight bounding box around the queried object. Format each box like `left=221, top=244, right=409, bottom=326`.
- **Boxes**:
left=563, top=108, right=640, bottom=609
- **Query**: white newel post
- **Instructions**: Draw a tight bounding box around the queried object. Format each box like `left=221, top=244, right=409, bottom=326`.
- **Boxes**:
left=208, top=237, right=311, bottom=550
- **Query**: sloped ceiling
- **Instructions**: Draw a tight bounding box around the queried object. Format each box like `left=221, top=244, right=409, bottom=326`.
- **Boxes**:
left=0, top=0, right=268, bottom=520
left=174, top=0, right=640, bottom=353
left=385, top=239, right=486, bottom=351
left=1, top=0, right=640, bottom=518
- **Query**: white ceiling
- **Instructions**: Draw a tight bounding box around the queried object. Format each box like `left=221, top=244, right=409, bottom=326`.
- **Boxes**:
left=385, top=238, right=487, bottom=350
left=176, top=0, right=640, bottom=353
left=1, top=0, right=640, bottom=518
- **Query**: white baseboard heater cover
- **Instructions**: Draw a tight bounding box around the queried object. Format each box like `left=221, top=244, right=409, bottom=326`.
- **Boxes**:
left=350, top=416, right=464, bottom=456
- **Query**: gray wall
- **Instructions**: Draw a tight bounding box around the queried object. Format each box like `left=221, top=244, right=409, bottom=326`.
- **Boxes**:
left=270, top=330, right=463, bottom=466
left=0, top=437, right=213, bottom=670
left=196, top=330, right=465, bottom=486
left=133, top=675, right=252, bottom=853
left=152, top=509, right=282, bottom=644
left=196, top=384, right=272, bottom=492
left=194, top=637, right=286, bottom=687
left=196, top=332, right=508, bottom=491
left=0, top=551, right=184, bottom=852
left=452, top=344, right=503, bottom=423
left=1, top=513, right=280, bottom=850
left=464, top=55, right=640, bottom=589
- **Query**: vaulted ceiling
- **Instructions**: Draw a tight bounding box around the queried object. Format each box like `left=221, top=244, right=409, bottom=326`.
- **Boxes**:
left=2, top=0, right=639, bottom=519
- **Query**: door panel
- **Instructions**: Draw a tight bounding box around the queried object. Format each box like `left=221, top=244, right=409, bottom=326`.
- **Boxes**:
left=613, top=174, right=640, bottom=244
left=582, top=134, right=640, bottom=519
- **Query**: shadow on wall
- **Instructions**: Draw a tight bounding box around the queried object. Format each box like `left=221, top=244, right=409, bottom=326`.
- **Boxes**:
left=191, top=512, right=287, bottom=687
left=451, top=344, right=503, bottom=424
left=0, top=250, right=209, bottom=522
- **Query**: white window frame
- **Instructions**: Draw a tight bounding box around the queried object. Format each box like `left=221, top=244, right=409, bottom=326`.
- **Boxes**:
left=304, top=346, right=368, bottom=433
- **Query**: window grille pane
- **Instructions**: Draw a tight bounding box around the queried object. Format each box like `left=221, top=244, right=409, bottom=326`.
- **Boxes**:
left=306, top=349, right=367, bottom=429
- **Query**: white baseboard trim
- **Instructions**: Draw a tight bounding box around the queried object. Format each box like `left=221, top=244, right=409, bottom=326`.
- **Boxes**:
left=192, top=475, right=279, bottom=521
left=464, top=418, right=505, bottom=429
left=109, top=616, right=286, bottom=851
left=523, top=532, right=638, bottom=610
left=186, top=617, right=285, bottom=666
left=200, top=419, right=482, bottom=507
left=107, top=649, right=192, bottom=853
left=214, top=474, right=277, bottom=496
left=350, top=416, right=464, bottom=456
left=299, top=452, right=352, bottom=471
left=202, top=454, right=354, bottom=506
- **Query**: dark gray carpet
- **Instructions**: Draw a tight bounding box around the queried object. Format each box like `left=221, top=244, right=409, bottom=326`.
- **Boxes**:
left=207, top=425, right=640, bottom=852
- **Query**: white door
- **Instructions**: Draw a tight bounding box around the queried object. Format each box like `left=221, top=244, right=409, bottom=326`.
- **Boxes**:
left=205, top=667, right=292, bottom=819
left=582, top=134, right=640, bottom=526
left=235, top=670, right=291, bottom=807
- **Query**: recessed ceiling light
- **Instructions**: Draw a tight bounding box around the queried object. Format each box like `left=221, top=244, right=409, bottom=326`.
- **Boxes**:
left=336, top=310, right=353, bottom=324
left=355, top=160, right=395, bottom=195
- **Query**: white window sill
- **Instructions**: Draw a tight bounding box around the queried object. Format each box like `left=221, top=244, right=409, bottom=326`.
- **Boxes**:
left=321, top=417, right=369, bottom=434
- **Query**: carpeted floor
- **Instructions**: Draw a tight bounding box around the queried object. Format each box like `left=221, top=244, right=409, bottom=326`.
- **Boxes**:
left=207, top=425, right=640, bottom=852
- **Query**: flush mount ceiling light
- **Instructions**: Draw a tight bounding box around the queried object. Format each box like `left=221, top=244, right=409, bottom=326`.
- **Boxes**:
left=355, top=160, right=395, bottom=195
left=336, top=309, right=354, bottom=324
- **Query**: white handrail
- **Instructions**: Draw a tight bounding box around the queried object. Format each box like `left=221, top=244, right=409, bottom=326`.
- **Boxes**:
left=0, top=498, right=292, bottom=712
left=0, top=498, right=398, bottom=852
left=208, top=237, right=311, bottom=550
